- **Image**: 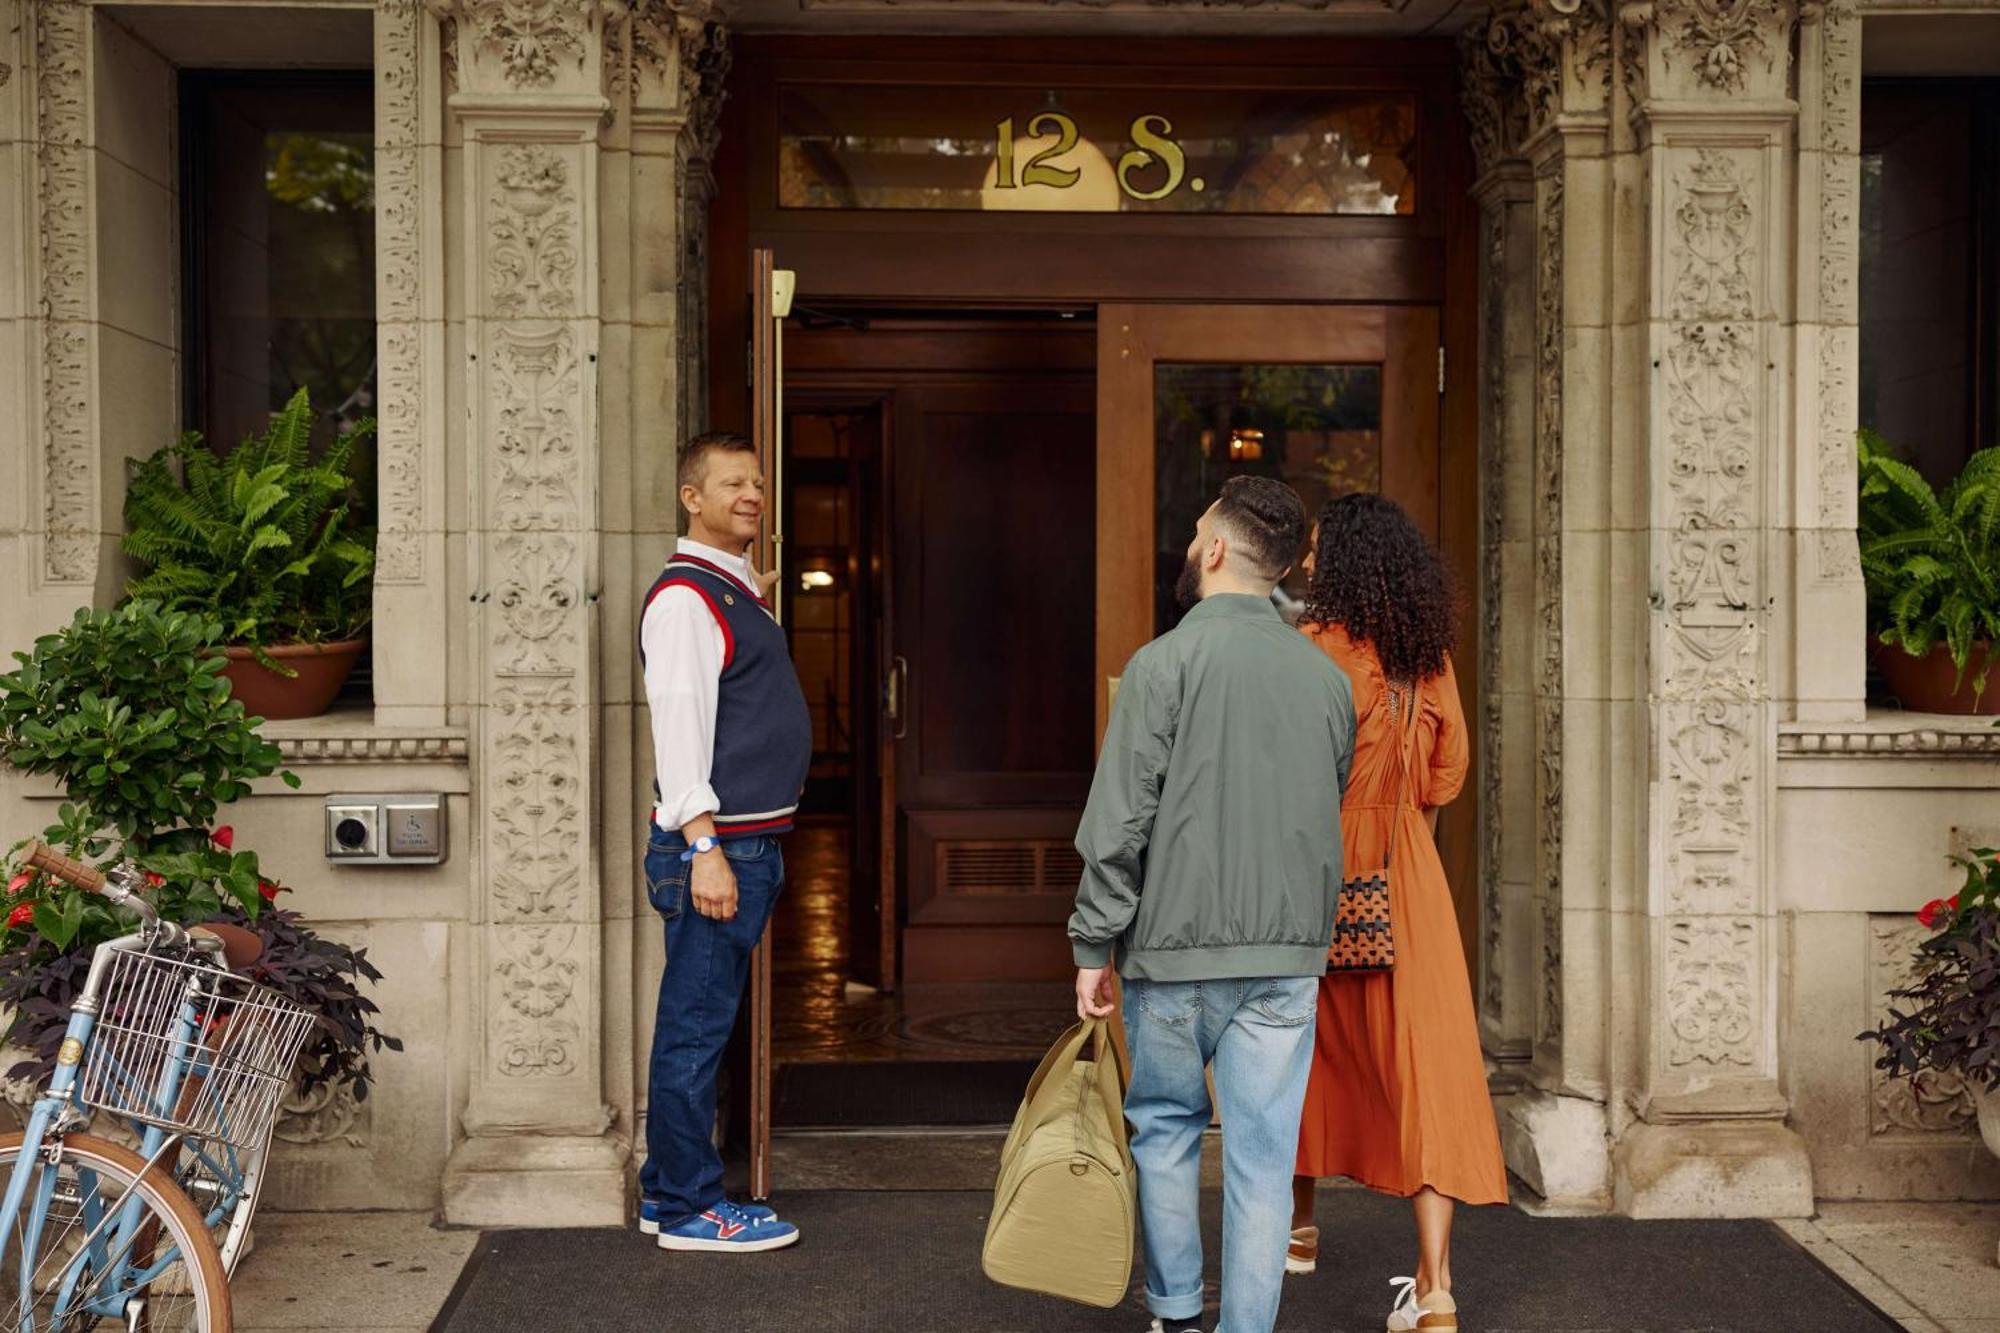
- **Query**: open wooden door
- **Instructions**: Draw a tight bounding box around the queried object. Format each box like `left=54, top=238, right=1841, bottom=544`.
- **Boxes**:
left=1095, top=303, right=1442, bottom=736
left=1093, top=301, right=1442, bottom=1077
left=747, top=248, right=791, bottom=1202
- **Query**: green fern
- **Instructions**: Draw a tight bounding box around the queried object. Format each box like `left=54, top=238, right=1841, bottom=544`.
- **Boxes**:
left=1859, top=429, right=2000, bottom=699
left=121, top=389, right=376, bottom=657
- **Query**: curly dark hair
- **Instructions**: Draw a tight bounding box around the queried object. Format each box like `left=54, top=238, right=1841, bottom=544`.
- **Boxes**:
left=1301, top=493, right=1458, bottom=684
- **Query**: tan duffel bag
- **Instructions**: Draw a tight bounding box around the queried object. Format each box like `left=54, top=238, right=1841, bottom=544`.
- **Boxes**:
left=981, top=1016, right=1136, bottom=1308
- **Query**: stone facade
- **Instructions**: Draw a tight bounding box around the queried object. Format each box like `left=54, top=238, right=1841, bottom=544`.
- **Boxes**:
left=0, top=0, right=1995, bottom=1220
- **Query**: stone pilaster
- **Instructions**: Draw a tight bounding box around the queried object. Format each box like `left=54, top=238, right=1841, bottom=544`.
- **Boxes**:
left=597, top=0, right=728, bottom=1160
left=22, top=0, right=98, bottom=601
left=436, top=0, right=626, bottom=1227
left=371, top=2, right=453, bottom=727
left=1461, top=21, right=1538, bottom=1075
left=1786, top=0, right=1864, bottom=723
left=1463, top=0, right=1623, bottom=1212
left=1611, top=0, right=1813, bottom=1217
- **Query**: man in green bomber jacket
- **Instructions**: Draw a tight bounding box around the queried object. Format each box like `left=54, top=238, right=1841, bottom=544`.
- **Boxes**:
left=1070, top=475, right=1356, bottom=1333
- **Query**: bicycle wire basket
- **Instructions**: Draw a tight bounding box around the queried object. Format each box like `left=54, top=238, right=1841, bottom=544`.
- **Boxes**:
left=77, top=945, right=318, bottom=1150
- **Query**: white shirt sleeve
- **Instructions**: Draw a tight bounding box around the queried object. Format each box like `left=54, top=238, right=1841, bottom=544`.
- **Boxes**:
left=641, top=585, right=726, bottom=831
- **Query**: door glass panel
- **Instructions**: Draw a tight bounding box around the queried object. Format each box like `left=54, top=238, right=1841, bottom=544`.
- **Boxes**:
left=778, top=84, right=1417, bottom=216
left=1153, top=363, right=1382, bottom=633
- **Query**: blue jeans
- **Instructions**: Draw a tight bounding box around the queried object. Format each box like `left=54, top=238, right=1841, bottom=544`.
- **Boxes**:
left=1124, top=976, right=1319, bottom=1333
left=638, top=827, right=786, bottom=1226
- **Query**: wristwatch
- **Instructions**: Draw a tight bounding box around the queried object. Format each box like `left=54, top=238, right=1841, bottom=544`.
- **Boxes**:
left=679, top=835, right=719, bottom=863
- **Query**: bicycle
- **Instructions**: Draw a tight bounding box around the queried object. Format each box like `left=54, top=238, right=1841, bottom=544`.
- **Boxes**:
left=0, top=843, right=317, bottom=1331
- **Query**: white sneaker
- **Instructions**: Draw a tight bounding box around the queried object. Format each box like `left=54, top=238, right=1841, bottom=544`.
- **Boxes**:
left=1385, top=1276, right=1459, bottom=1331
left=1286, top=1224, right=1319, bottom=1274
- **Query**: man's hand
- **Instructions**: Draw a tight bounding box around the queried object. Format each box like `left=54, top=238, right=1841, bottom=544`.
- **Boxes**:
left=1076, top=966, right=1116, bottom=1020
left=690, top=848, right=738, bottom=921
left=746, top=560, right=782, bottom=602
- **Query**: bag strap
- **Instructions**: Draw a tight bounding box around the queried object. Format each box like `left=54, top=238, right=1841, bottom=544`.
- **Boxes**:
left=1020, top=1019, right=1095, bottom=1128
left=1379, top=681, right=1420, bottom=873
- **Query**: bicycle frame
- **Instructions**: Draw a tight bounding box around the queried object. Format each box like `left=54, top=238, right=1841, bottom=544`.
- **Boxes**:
left=0, top=930, right=249, bottom=1327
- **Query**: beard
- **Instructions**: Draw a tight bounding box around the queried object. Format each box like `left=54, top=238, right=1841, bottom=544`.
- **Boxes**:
left=1174, top=551, right=1203, bottom=611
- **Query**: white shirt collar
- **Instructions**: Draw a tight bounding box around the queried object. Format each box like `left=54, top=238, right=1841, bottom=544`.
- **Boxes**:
left=675, top=537, right=754, bottom=582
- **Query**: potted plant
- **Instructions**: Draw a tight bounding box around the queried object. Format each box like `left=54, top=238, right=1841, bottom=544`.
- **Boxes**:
left=1860, top=852, right=2000, bottom=1163
left=0, top=601, right=399, bottom=1103
left=1857, top=430, right=2000, bottom=714
left=122, top=388, right=376, bottom=721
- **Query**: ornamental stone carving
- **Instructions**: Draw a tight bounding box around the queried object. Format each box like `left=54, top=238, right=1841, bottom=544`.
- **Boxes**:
left=34, top=0, right=94, bottom=585
left=1869, top=919, right=1978, bottom=1137
left=1659, top=149, right=1763, bottom=932
left=456, top=0, right=588, bottom=88
left=493, top=926, right=582, bottom=1078
left=1666, top=918, right=1757, bottom=1065
left=1479, top=207, right=1508, bottom=1024
left=1534, top=164, right=1565, bottom=1056
left=490, top=147, right=579, bottom=317
left=374, top=2, right=430, bottom=585
left=275, top=1081, right=371, bottom=1149
left=1647, top=0, right=1785, bottom=93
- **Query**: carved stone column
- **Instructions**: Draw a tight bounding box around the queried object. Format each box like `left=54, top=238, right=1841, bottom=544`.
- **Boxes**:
left=371, top=2, right=452, bottom=727
left=1462, top=0, right=1624, bottom=1213
left=1461, top=22, right=1539, bottom=1077
left=1611, top=0, right=1814, bottom=1217
left=436, top=0, right=626, bottom=1227
left=598, top=0, right=729, bottom=1156
left=14, top=0, right=100, bottom=612
left=1787, top=0, right=1865, bottom=723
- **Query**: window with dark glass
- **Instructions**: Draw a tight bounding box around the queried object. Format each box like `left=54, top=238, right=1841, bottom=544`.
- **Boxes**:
left=181, top=73, right=376, bottom=463
left=1859, top=80, right=2000, bottom=483
left=180, top=72, right=376, bottom=702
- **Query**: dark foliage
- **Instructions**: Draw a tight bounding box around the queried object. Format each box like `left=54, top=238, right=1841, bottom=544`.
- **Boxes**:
left=1860, top=853, right=2000, bottom=1091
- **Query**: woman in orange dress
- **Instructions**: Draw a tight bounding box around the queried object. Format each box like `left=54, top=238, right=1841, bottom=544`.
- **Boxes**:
left=1289, top=494, right=1507, bottom=1333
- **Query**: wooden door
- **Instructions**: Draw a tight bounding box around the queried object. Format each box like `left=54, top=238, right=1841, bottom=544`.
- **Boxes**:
left=1095, top=303, right=1442, bottom=737
left=893, top=378, right=1097, bottom=984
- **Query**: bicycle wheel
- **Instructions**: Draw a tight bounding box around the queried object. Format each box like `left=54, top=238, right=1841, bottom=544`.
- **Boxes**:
left=0, top=1131, right=231, bottom=1332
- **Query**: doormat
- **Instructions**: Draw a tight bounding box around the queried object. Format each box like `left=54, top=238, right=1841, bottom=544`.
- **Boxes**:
left=773, top=1058, right=1040, bottom=1128
left=431, top=1188, right=1902, bottom=1333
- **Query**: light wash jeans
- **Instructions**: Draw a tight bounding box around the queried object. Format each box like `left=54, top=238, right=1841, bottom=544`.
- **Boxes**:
left=1123, top=975, right=1319, bottom=1333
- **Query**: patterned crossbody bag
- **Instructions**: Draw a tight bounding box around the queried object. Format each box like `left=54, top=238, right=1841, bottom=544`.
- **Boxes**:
left=1327, top=682, right=1417, bottom=973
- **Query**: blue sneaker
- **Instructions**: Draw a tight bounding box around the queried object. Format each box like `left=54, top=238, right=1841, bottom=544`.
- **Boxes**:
left=655, top=1200, right=800, bottom=1253
left=639, top=1197, right=777, bottom=1235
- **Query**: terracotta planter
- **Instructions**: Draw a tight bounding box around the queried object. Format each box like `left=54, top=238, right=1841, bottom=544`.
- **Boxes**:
left=1873, top=639, right=2000, bottom=715
left=218, top=640, right=365, bottom=721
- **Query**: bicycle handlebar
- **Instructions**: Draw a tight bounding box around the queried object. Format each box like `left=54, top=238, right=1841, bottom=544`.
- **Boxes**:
left=20, top=842, right=166, bottom=937
left=22, top=842, right=107, bottom=892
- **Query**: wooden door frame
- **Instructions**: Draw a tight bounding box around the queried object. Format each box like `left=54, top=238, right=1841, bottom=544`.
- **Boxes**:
left=1095, top=302, right=1442, bottom=740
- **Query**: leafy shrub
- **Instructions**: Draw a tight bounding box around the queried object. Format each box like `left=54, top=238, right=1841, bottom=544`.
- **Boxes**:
left=0, top=602, right=395, bottom=1096
left=0, top=602, right=293, bottom=852
left=122, top=387, right=376, bottom=654
left=1857, top=429, right=2000, bottom=697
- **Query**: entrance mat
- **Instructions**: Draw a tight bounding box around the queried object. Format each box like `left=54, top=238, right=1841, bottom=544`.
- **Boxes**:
left=431, top=1188, right=1901, bottom=1333
left=774, top=1059, right=1040, bottom=1127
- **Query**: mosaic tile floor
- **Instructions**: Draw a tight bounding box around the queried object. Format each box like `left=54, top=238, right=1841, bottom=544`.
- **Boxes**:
left=773, top=823, right=1074, bottom=1065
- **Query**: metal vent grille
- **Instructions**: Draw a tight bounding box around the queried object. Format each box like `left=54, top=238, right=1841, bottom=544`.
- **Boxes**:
left=939, top=840, right=1083, bottom=896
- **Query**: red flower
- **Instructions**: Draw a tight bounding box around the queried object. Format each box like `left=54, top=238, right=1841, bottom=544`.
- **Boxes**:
left=142, top=871, right=165, bottom=889
left=6, top=904, right=33, bottom=929
left=1918, top=898, right=1951, bottom=929
left=6, top=872, right=31, bottom=897
left=211, top=826, right=234, bottom=851
left=258, top=879, right=282, bottom=902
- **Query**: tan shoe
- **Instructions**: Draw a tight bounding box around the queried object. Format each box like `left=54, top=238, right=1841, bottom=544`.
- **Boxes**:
left=1285, top=1225, right=1319, bottom=1275
left=1385, top=1277, right=1459, bottom=1331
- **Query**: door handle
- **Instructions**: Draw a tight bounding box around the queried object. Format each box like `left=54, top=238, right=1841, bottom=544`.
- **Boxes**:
left=887, top=655, right=910, bottom=741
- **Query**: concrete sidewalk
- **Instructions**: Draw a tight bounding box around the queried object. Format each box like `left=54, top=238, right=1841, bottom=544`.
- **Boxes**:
left=229, top=1200, right=2000, bottom=1333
